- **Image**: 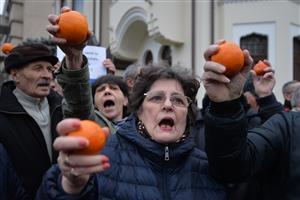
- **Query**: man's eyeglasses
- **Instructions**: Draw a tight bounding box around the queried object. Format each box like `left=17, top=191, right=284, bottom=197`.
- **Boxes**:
left=144, top=91, right=191, bottom=108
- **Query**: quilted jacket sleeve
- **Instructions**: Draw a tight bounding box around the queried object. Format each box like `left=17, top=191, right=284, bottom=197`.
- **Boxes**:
left=35, top=165, right=98, bottom=200
left=0, top=144, right=29, bottom=200
left=57, top=56, right=96, bottom=120
left=56, top=56, right=114, bottom=131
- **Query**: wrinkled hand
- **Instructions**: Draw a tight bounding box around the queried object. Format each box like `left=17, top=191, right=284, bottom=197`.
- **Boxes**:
left=103, top=59, right=116, bottom=75
left=47, top=6, right=92, bottom=69
left=251, top=60, right=275, bottom=97
left=54, top=118, right=110, bottom=194
left=201, top=40, right=253, bottom=102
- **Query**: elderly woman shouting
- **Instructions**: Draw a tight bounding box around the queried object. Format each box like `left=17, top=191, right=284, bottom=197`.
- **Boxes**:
left=36, top=66, right=227, bottom=199
left=38, top=7, right=226, bottom=199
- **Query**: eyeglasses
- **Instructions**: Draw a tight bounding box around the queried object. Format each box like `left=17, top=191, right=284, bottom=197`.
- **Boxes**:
left=144, top=91, right=191, bottom=108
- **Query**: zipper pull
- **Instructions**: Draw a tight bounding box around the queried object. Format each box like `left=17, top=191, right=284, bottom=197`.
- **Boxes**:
left=164, top=146, right=169, bottom=161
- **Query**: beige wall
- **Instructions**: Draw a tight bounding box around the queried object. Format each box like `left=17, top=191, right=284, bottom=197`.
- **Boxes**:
left=215, top=0, right=300, bottom=102
left=100, top=0, right=111, bottom=47
left=23, top=1, right=54, bottom=41
left=2, top=0, right=300, bottom=104
left=5, top=0, right=54, bottom=44
left=108, top=0, right=300, bottom=104
left=195, top=1, right=212, bottom=102
left=8, top=1, right=23, bottom=44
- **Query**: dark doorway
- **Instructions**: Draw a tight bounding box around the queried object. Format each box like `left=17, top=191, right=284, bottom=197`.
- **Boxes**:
left=293, top=36, right=300, bottom=80
left=144, top=50, right=153, bottom=65
left=160, top=45, right=172, bottom=66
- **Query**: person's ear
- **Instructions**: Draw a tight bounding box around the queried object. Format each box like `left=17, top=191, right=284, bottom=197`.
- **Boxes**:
left=10, top=69, right=20, bottom=83
left=126, top=78, right=134, bottom=89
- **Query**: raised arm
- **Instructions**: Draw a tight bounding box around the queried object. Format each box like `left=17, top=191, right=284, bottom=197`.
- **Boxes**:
left=251, top=61, right=283, bottom=121
left=47, top=7, right=112, bottom=128
left=202, top=42, right=286, bottom=182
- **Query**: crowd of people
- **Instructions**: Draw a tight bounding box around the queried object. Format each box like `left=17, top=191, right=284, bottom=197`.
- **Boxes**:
left=0, top=6, right=300, bottom=200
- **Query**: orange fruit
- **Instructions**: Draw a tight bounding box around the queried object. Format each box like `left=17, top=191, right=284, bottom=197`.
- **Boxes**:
left=1, top=43, right=14, bottom=54
left=253, top=60, right=269, bottom=76
left=57, top=10, right=88, bottom=45
left=68, top=120, right=106, bottom=155
left=211, top=41, right=244, bottom=77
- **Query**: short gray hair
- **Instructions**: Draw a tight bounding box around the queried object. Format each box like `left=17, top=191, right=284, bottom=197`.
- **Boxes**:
left=122, top=64, right=142, bottom=81
left=282, top=80, right=299, bottom=95
left=129, top=64, right=200, bottom=122
left=291, top=86, right=300, bottom=108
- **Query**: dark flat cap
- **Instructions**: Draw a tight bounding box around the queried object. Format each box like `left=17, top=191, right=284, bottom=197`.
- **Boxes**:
left=4, top=43, right=58, bottom=74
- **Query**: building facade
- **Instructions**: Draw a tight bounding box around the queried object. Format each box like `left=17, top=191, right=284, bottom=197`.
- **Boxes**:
left=1, top=0, right=300, bottom=103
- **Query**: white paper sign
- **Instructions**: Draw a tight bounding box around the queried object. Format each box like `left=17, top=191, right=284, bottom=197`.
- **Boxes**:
left=56, top=46, right=107, bottom=80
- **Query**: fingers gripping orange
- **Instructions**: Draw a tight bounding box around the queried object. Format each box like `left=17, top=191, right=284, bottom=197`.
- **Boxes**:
left=56, top=10, right=88, bottom=45
left=68, top=120, right=106, bottom=155
left=253, top=60, right=269, bottom=76
left=211, top=41, right=245, bottom=77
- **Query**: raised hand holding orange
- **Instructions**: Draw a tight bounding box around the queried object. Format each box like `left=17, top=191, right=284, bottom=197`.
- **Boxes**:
left=67, top=120, right=106, bottom=155
left=56, top=10, right=88, bottom=45
left=211, top=41, right=244, bottom=77
left=253, top=60, right=269, bottom=76
left=53, top=118, right=110, bottom=194
left=47, top=7, right=91, bottom=69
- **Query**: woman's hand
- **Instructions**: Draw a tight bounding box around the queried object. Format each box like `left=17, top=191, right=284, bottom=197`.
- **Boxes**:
left=201, top=40, right=253, bottom=102
left=54, top=118, right=110, bottom=194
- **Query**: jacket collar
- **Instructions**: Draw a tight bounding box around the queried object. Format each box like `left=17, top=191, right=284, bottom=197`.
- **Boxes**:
left=0, top=81, right=62, bottom=114
left=117, top=114, right=195, bottom=163
left=0, top=81, right=26, bottom=113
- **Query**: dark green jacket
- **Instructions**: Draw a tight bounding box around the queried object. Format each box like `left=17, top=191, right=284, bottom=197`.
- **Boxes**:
left=57, top=56, right=116, bottom=133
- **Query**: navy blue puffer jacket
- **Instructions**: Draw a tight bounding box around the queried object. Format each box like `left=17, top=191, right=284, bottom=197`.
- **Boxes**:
left=37, top=114, right=227, bottom=200
left=0, top=144, right=29, bottom=200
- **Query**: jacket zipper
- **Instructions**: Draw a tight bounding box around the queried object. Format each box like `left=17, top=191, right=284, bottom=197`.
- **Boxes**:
left=163, top=145, right=170, bottom=200
left=165, top=146, right=169, bottom=161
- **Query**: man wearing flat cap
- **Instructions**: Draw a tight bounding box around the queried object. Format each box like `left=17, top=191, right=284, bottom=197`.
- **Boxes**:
left=0, top=43, right=63, bottom=199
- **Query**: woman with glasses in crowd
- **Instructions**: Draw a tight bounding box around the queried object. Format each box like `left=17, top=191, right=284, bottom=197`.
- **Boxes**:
left=36, top=65, right=227, bottom=199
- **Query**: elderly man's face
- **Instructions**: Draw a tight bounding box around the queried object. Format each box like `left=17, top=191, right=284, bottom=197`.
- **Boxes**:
left=11, top=61, right=53, bottom=98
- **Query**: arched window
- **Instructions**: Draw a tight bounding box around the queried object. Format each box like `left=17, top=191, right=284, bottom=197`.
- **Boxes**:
left=293, top=36, right=300, bottom=80
left=240, top=33, right=268, bottom=65
left=160, top=45, right=172, bottom=66
left=144, top=50, right=153, bottom=65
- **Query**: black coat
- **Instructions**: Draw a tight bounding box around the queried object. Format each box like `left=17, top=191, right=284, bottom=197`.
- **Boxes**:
left=193, top=94, right=283, bottom=151
left=0, top=81, right=62, bottom=199
left=205, top=96, right=300, bottom=200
